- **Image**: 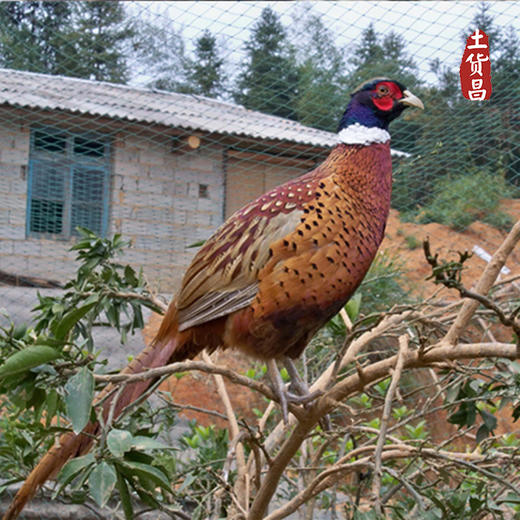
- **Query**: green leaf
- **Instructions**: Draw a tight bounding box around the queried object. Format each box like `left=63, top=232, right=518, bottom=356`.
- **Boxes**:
left=476, top=424, right=490, bottom=445
left=58, top=453, right=96, bottom=489
left=280, top=367, right=289, bottom=382
left=116, top=469, right=134, bottom=520
left=88, top=461, right=117, bottom=508
left=119, top=460, right=171, bottom=493
left=479, top=408, right=497, bottom=431
left=131, top=436, right=174, bottom=452
left=64, top=367, right=94, bottom=434
left=107, top=429, right=133, bottom=458
left=124, top=265, right=138, bottom=286
left=53, top=297, right=99, bottom=340
left=0, top=345, right=61, bottom=380
left=345, top=292, right=362, bottom=321
left=186, top=239, right=206, bottom=248
left=134, top=485, right=160, bottom=508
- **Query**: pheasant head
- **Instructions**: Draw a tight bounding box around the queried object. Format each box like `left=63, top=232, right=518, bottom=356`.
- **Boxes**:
left=338, top=77, right=424, bottom=132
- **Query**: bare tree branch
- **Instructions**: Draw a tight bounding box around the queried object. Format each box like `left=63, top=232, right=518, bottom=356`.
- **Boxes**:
left=444, top=219, right=520, bottom=344
left=372, top=334, right=408, bottom=516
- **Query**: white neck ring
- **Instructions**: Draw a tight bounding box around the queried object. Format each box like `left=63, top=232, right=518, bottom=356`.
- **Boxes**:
left=337, top=123, right=390, bottom=145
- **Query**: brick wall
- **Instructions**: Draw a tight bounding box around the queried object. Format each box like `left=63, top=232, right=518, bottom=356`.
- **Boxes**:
left=0, top=120, right=79, bottom=282
left=0, top=111, right=225, bottom=291
left=110, top=134, right=225, bottom=291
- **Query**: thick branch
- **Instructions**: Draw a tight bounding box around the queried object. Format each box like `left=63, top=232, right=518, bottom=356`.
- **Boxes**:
left=250, top=340, right=519, bottom=519
left=264, top=444, right=519, bottom=520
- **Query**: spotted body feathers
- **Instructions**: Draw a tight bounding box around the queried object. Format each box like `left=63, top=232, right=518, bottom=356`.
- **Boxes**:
left=170, top=142, right=392, bottom=361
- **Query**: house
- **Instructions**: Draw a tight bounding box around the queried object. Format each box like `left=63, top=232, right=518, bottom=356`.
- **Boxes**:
left=0, top=69, right=402, bottom=291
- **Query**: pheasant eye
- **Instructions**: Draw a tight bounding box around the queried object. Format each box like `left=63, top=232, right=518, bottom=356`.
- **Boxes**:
left=377, top=85, right=389, bottom=95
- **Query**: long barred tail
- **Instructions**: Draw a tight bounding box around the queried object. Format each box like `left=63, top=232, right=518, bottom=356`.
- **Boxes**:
left=3, top=302, right=184, bottom=520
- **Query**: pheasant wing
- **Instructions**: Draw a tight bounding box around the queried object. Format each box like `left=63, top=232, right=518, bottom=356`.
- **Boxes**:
left=176, top=172, right=323, bottom=330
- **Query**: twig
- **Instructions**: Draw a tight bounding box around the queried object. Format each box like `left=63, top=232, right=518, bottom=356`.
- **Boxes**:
left=372, top=335, right=408, bottom=516
left=83, top=289, right=167, bottom=312
left=444, top=219, right=520, bottom=345
left=201, top=351, right=249, bottom=514
left=159, top=395, right=231, bottom=423
left=99, top=382, right=127, bottom=451
left=382, top=466, right=424, bottom=511
left=339, top=308, right=353, bottom=331
left=263, top=443, right=520, bottom=520
left=93, top=360, right=283, bottom=410
left=458, top=286, right=520, bottom=337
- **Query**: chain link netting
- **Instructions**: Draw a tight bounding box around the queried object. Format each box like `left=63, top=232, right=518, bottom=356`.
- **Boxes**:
left=0, top=1, right=518, bottom=294
left=1, top=2, right=520, bottom=518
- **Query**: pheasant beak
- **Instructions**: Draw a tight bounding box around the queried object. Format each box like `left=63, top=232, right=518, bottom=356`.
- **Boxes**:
left=399, top=90, right=424, bottom=110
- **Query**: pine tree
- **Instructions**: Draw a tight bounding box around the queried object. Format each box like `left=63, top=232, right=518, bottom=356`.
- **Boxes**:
left=182, top=31, right=225, bottom=98
left=234, top=7, right=299, bottom=119
left=0, top=2, right=73, bottom=74
left=290, top=8, right=348, bottom=131
left=132, top=18, right=187, bottom=92
left=0, top=1, right=133, bottom=83
left=69, top=2, right=134, bottom=83
left=348, top=24, right=418, bottom=90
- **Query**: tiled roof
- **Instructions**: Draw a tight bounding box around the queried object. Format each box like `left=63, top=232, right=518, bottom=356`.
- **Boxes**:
left=0, top=68, right=336, bottom=147
left=0, top=69, right=409, bottom=156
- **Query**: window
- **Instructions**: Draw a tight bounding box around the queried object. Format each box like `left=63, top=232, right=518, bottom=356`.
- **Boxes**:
left=198, top=183, right=209, bottom=199
left=27, top=128, right=111, bottom=239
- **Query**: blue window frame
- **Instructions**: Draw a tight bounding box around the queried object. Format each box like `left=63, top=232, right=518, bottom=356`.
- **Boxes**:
left=27, top=127, right=111, bottom=239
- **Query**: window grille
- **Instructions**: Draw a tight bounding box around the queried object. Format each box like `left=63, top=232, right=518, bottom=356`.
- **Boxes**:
left=27, top=128, right=111, bottom=239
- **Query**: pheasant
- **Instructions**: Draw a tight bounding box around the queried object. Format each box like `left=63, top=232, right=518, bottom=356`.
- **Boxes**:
left=3, top=77, right=423, bottom=520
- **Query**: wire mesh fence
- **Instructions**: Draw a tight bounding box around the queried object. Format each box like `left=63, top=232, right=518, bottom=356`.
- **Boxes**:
left=0, top=1, right=518, bottom=295
left=1, top=2, right=520, bottom=519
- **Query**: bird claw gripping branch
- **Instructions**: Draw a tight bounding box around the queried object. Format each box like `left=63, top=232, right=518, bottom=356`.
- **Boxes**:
left=3, top=78, right=423, bottom=520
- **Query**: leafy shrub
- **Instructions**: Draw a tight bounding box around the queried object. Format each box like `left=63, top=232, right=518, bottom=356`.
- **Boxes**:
left=404, top=234, right=421, bottom=250
left=416, top=169, right=513, bottom=231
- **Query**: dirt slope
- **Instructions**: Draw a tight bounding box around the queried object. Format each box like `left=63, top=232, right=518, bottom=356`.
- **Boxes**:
left=382, top=199, right=520, bottom=298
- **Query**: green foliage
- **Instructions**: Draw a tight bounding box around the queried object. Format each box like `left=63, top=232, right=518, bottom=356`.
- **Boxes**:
left=178, top=423, right=231, bottom=517
left=415, top=168, right=513, bottom=231
left=234, top=7, right=299, bottom=120
left=143, top=27, right=226, bottom=98
left=348, top=23, right=419, bottom=92
left=0, top=228, right=170, bottom=507
left=0, top=2, right=73, bottom=74
left=64, top=366, right=94, bottom=434
left=65, top=1, right=134, bottom=83
left=404, top=234, right=421, bottom=250
left=0, top=229, right=237, bottom=518
left=133, top=19, right=187, bottom=91
left=0, top=1, right=133, bottom=82
left=289, top=5, right=348, bottom=131
left=358, top=251, right=412, bottom=313
left=183, top=30, right=226, bottom=98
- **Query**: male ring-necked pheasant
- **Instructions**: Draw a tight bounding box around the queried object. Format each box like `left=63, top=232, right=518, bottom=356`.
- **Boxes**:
left=4, top=78, right=423, bottom=520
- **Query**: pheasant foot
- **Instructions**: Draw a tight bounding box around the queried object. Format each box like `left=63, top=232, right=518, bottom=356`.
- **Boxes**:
left=266, top=358, right=322, bottom=423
